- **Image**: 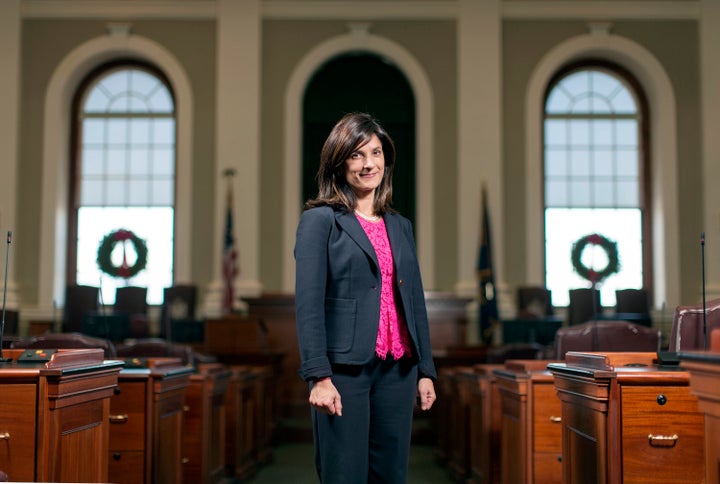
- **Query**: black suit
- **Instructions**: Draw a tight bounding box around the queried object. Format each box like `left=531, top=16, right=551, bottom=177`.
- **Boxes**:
left=294, top=205, right=436, bottom=483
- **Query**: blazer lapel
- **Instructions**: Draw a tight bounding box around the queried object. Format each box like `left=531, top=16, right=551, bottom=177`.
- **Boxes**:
left=335, top=210, right=379, bottom=269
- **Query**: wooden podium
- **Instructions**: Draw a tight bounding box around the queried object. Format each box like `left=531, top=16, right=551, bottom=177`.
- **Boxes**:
left=0, top=348, right=123, bottom=482
left=680, top=351, right=720, bottom=484
left=548, top=352, right=705, bottom=484
left=494, top=360, right=562, bottom=484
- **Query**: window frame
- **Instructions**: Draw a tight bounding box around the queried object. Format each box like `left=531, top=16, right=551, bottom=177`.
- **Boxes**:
left=68, top=59, right=177, bottom=298
left=542, top=59, right=652, bottom=305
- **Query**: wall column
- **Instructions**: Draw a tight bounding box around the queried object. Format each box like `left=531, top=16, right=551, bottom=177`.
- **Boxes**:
left=700, top=0, right=720, bottom=300
left=456, top=0, right=505, bottom=311
left=0, top=0, right=21, bottom=312
left=204, top=0, right=262, bottom=316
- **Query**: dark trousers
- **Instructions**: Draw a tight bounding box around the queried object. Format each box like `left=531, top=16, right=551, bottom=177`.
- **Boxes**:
left=311, top=357, right=418, bottom=484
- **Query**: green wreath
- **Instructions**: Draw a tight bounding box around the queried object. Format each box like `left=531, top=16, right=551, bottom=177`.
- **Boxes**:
left=97, top=229, right=148, bottom=279
left=571, top=233, right=620, bottom=284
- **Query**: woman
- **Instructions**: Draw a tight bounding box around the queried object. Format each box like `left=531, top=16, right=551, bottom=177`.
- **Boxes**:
left=294, top=112, right=437, bottom=483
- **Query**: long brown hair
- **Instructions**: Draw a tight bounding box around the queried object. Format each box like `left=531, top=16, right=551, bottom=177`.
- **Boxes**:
left=304, top=112, right=396, bottom=214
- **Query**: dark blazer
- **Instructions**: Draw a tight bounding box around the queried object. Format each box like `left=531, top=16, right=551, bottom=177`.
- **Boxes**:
left=294, top=205, right=437, bottom=382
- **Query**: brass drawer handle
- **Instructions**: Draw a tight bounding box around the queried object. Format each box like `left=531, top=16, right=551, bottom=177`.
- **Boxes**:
left=109, top=414, right=129, bottom=424
left=549, top=416, right=562, bottom=423
left=0, top=432, right=9, bottom=440
left=648, top=433, right=678, bottom=447
left=181, top=457, right=190, bottom=464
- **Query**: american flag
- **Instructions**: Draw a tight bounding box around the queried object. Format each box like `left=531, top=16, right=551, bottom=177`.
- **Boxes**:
left=223, top=179, right=239, bottom=313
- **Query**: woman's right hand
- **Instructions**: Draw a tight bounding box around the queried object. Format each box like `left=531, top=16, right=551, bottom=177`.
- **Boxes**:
left=309, top=378, right=343, bottom=416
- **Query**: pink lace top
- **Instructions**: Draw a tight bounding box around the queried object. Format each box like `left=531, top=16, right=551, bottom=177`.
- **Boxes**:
left=356, top=215, right=412, bottom=360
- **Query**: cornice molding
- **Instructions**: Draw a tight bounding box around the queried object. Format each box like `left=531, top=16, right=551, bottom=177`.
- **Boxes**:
left=502, top=1, right=699, bottom=20
left=21, top=0, right=217, bottom=19
left=20, top=0, right=699, bottom=21
left=262, top=1, right=457, bottom=19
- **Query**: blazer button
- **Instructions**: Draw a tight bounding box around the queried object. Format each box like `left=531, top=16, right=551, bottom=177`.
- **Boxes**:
left=398, top=279, right=404, bottom=286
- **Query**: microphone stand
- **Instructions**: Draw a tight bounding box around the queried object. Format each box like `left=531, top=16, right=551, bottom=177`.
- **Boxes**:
left=0, top=231, right=12, bottom=362
left=701, top=232, right=707, bottom=350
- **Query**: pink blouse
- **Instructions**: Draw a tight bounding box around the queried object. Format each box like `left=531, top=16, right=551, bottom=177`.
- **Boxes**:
left=356, top=215, right=413, bottom=360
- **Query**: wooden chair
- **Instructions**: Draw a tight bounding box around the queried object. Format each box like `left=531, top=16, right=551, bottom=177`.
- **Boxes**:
left=668, top=298, right=720, bottom=351
left=554, top=320, right=660, bottom=359
left=516, top=285, right=553, bottom=319
left=62, top=284, right=99, bottom=333
left=567, top=288, right=601, bottom=326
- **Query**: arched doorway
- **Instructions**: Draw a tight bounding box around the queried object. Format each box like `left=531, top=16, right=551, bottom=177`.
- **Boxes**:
left=302, top=53, right=416, bottom=226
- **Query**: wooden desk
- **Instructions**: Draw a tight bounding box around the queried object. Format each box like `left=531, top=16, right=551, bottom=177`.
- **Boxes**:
left=494, top=360, right=562, bottom=484
left=447, top=366, right=476, bottom=481
left=183, top=363, right=231, bottom=484
left=469, top=364, right=504, bottom=484
left=548, top=352, right=705, bottom=484
left=225, top=365, right=259, bottom=480
left=680, top=351, right=720, bottom=484
left=0, top=348, right=123, bottom=482
left=108, top=357, right=192, bottom=484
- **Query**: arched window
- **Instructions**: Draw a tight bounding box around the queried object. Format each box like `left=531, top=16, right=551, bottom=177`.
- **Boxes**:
left=543, top=62, right=651, bottom=307
left=70, top=62, right=176, bottom=305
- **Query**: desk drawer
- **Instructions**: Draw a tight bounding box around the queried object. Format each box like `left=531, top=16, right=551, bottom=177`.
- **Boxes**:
left=109, top=380, right=147, bottom=451
left=534, top=451, right=562, bottom=484
left=621, top=385, right=704, bottom=483
left=533, top=383, right=562, bottom=453
left=108, top=450, right=145, bottom=484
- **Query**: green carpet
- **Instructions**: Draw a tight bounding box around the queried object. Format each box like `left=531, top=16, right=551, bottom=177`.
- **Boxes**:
left=242, top=442, right=454, bottom=483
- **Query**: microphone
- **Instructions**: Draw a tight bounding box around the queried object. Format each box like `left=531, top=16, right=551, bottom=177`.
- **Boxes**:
left=701, top=232, right=707, bottom=350
left=0, top=231, right=12, bottom=362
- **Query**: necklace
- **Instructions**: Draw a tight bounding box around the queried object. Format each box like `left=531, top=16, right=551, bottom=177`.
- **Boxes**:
left=355, top=209, right=380, bottom=222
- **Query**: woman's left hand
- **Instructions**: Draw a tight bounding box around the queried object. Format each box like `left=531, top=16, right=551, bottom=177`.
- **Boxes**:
left=417, top=377, right=436, bottom=410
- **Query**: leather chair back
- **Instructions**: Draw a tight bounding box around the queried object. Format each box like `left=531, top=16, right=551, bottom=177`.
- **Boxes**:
left=1, top=310, right=18, bottom=336
left=668, top=298, right=720, bottom=352
left=115, top=286, right=148, bottom=315
left=63, top=284, right=99, bottom=333
left=615, top=288, right=650, bottom=315
left=114, top=286, right=149, bottom=339
left=567, top=288, right=601, bottom=326
left=116, top=338, right=195, bottom=366
left=554, top=320, right=660, bottom=360
left=516, top=286, right=554, bottom=318
left=11, top=332, right=117, bottom=358
left=160, top=284, right=198, bottom=339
